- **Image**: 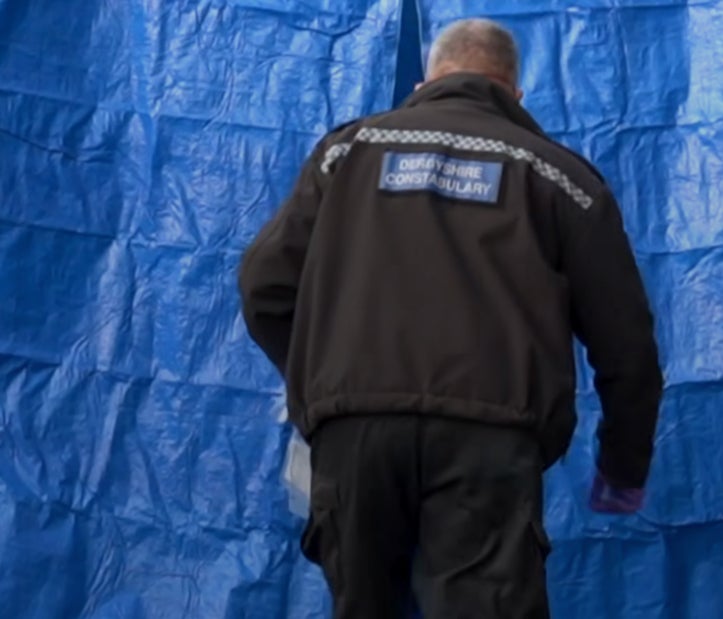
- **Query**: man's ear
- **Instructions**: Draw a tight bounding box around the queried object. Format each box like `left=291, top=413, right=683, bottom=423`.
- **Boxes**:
left=515, top=88, right=524, bottom=102
left=414, top=82, right=424, bottom=91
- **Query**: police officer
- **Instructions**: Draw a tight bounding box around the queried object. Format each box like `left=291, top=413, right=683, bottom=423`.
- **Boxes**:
left=239, top=18, right=662, bottom=619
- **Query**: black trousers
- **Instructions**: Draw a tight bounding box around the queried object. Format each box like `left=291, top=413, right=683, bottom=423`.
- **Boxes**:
left=301, top=415, right=551, bottom=619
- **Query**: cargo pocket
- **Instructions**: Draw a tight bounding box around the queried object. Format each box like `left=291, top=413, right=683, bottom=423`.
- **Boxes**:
left=300, top=477, right=343, bottom=587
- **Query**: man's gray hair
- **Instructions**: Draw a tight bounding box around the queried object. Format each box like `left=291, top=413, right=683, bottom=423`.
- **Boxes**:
left=427, top=19, right=520, bottom=84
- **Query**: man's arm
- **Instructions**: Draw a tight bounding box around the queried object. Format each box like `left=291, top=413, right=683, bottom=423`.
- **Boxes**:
left=239, top=148, right=323, bottom=374
left=559, top=187, right=663, bottom=489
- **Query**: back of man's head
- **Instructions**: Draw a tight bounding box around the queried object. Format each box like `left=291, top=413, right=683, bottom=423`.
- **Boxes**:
left=426, top=19, right=520, bottom=96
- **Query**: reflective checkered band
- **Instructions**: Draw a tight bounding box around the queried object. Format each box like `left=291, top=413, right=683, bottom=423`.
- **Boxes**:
left=320, top=143, right=352, bottom=174
left=320, top=127, right=593, bottom=209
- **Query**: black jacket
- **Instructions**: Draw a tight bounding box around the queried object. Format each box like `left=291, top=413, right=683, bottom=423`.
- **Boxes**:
left=240, top=73, right=663, bottom=488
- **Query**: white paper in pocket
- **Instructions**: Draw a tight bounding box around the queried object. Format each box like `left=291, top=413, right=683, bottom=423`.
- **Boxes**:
left=282, top=425, right=311, bottom=518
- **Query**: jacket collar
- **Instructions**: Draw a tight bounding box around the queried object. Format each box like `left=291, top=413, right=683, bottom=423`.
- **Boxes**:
left=402, top=72, right=545, bottom=136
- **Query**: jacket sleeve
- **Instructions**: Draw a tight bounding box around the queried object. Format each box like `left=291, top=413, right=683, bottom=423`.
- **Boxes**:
left=238, top=147, right=323, bottom=374
left=559, top=187, right=663, bottom=488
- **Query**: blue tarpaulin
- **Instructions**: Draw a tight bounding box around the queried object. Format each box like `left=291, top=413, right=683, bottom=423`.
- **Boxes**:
left=0, top=0, right=722, bottom=617
left=417, top=2, right=723, bottom=618
left=0, top=1, right=401, bottom=617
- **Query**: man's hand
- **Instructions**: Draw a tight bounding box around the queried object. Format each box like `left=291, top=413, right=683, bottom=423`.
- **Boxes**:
left=589, top=471, right=644, bottom=514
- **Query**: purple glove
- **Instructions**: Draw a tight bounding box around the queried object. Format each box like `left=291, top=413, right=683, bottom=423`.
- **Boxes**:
left=589, top=472, right=644, bottom=514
